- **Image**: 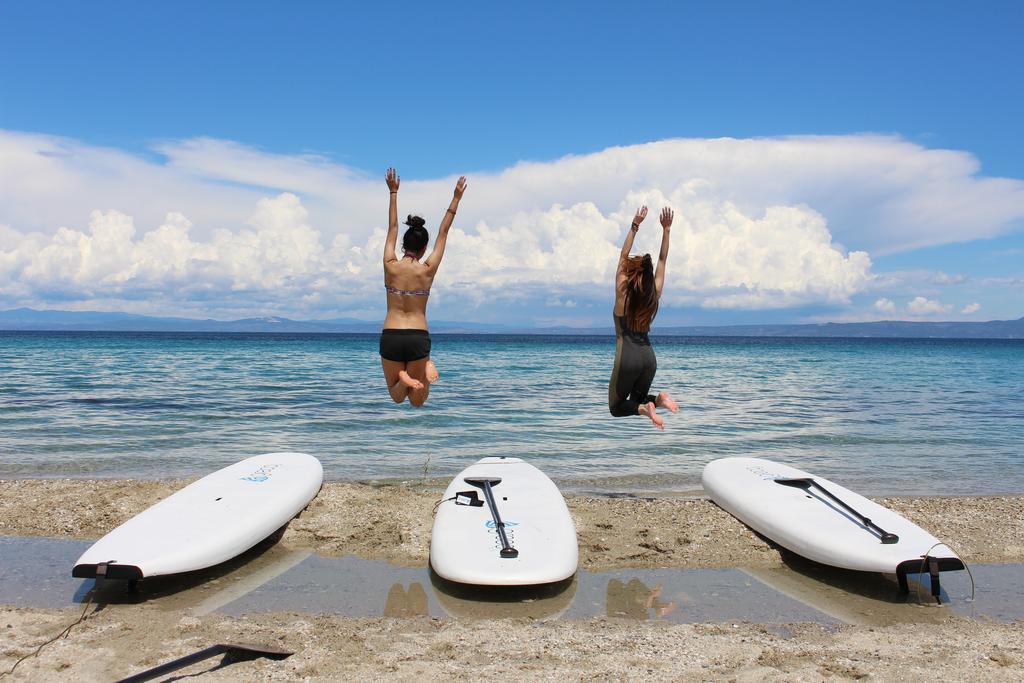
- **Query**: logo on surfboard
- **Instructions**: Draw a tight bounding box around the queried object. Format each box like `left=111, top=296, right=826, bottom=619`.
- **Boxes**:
left=745, top=464, right=784, bottom=481
left=240, top=463, right=281, bottom=483
left=485, top=520, right=519, bottom=529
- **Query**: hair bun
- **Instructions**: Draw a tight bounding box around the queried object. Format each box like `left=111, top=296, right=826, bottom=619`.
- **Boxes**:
left=402, top=215, right=430, bottom=254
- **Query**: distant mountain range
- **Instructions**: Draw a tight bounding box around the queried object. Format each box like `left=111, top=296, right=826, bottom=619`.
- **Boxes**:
left=1, top=307, right=1022, bottom=338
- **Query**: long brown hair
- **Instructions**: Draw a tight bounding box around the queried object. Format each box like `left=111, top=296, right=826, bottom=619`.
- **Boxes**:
left=622, top=254, right=658, bottom=332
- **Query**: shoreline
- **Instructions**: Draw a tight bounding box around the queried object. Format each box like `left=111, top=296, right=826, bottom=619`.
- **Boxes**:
left=4, top=472, right=1023, bottom=501
left=7, top=472, right=1024, bottom=496
left=1, top=479, right=1022, bottom=569
left=2, top=480, right=1022, bottom=680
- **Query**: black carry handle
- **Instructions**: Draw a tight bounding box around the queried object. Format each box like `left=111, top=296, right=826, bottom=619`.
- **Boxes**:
left=775, top=477, right=899, bottom=544
left=116, top=642, right=292, bottom=683
left=464, top=477, right=519, bottom=559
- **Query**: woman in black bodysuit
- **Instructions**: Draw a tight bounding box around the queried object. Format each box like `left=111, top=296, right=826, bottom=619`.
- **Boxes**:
left=608, top=205, right=679, bottom=429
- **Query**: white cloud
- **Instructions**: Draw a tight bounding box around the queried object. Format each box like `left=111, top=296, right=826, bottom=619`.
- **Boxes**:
left=0, top=190, right=871, bottom=315
left=981, top=276, right=1024, bottom=287
left=906, top=296, right=952, bottom=316
left=930, top=271, right=968, bottom=285
left=2, top=130, right=1024, bottom=320
left=0, top=223, right=20, bottom=251
left=3, top=195, right=367, bottom=310
left=961, top=302, right=981, bottom=314
left=874, top=297, right=896, bottom=314
left=5, top=130, right=1024, bottom=251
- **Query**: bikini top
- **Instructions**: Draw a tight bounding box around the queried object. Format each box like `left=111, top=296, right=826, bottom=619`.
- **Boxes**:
left=385, top=283, right=430, bottom=297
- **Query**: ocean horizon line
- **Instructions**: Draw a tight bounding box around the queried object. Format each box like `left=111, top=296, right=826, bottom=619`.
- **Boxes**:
left=1, top=307, right=1023, bottom=339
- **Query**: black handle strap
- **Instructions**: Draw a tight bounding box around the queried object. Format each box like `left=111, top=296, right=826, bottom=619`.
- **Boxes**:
left=775, top=477, right=899, bottom=544
left=465, top=477, right=519, bottom=558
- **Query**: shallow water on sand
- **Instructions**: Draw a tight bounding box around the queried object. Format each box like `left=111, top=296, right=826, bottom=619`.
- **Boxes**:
left=1, top=332, right=1022, bottom=496
left=2, top=536, right=1019, bottom=626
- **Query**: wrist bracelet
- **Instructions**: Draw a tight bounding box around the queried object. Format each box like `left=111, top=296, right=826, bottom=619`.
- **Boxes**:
left=390, top=191, right=398, bottom=195
left=446, top=209, right=457, bottom=216
left=631, top=223, right=639, bottom=230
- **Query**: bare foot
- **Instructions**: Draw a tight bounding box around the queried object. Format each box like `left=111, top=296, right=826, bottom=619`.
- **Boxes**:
left=639, top=402, right=664, bottom=430
left=656, top=391, right=679, bottom=413
left=425, top=359, right=440, bottom=384
left=645, top=585, right=663, bottom=609
left=398, top=370, right=424, bottom=391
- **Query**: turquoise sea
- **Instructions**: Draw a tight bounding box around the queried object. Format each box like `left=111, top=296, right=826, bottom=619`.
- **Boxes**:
left=1, top=332, right=1021, bottom=496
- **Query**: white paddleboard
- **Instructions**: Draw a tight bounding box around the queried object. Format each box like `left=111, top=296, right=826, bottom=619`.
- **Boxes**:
left=702, top=457, right=963, bottom=591
left=73, top=452, right=322, bottom=580
left=430, top=457, right=578, bottom=586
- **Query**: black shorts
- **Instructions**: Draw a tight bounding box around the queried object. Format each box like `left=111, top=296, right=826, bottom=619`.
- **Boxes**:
left=379, top=329, right=431, bottom=363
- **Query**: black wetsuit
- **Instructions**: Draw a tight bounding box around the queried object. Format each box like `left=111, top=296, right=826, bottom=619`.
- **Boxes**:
left=608, top=315, right=657, bottom=417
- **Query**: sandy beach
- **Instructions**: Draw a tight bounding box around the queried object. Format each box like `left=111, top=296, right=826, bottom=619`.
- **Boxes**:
left=2, top=480, right=1022, bottom=568
left=1, top=480, right=1022, bottom=681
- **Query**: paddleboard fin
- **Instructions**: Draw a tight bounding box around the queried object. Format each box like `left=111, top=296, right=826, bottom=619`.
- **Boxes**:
left=928, top=556, right=941, bottom=599
left=895, top=555, right=966, bottom=602
left=72, top=560, right=143, bottom=580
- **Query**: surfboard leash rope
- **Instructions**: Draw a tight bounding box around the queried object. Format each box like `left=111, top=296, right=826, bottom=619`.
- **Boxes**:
left=914, top=541, right=976, bottom=607
left=432, top=495, right=456, bottom=513
left=0, top=588, right=97, bottom=678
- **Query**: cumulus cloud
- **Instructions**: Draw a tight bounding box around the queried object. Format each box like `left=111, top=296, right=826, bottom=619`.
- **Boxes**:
left=3, top=195, right=365, bottom=309
left=0, top=223, right=20, bottom=251
left=0, top=190, right=872, bottom=316
left=961, top=302, right=981, bottom=314
left=2, top=129, right=1023, bottom=320
left=5, top=130, right=1024, bottom=249
left=907, top=296, right=952, bottom=316
left=874, top=297, right=896, bottom=314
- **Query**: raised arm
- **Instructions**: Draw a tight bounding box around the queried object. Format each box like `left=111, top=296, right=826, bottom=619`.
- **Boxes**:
left=424, top=176, right=467, bottom=273
left=654, top=207, right=673, bottom=298
left=383, top=167, right=400, bottom=265
left=614, top=206, right=647, bottom=270
left=618, top=206, right=648, bottom=275
left=614, top=206, right=647, bottom=313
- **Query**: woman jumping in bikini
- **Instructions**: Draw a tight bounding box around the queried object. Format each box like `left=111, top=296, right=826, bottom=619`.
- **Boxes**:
left=379, top=167, right=466, bottom=406
left=608, top=205, right=679, bottom=429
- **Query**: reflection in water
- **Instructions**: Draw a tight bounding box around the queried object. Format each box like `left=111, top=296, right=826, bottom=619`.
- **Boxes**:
left=2, top=536, right=1022, bottom=626
left=384, top=583, right=428, bottom=617
left=430, top=571, right=577, bottom=619
left=606, top=579, right=676, bottom=620
left=77, top=531, right=306, bottom=612
left=741, top=550, right=973, bottom=626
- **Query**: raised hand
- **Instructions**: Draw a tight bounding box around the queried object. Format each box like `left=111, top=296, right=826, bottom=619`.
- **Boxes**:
left=631, top=206, right=648, bottom=231
left=453, top=176, right=467, bottom=200
left=386, top=167, right=400, bottom=193
left=660, top=207, right=674, bottom=229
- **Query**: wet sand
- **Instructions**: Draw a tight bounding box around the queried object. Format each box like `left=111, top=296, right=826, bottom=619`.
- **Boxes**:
left=1, top=479, right=1022, bottom=680
left=1, top=479, right=1022, bottom=568
left=2, top=607, right=1022, bottom=681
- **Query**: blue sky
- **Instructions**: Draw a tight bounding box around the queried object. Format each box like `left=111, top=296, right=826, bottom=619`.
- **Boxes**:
left=1, top=1, right=1022, bottom=325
